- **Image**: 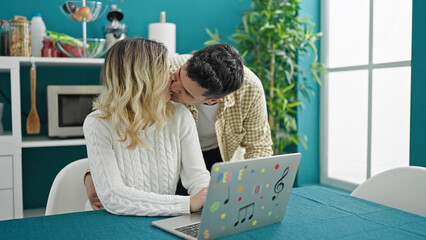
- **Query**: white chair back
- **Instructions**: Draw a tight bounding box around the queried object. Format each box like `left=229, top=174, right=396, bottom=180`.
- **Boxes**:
left=45, top=158, right=89, bottom=216
left=351, top=166, right=426, bottom=217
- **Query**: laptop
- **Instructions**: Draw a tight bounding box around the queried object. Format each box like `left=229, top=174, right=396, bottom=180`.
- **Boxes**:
left=152, top=153, right=301, bottom=239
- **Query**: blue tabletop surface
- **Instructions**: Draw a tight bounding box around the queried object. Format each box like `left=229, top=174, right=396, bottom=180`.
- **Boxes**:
left=1, top=186, right=426, bottom=239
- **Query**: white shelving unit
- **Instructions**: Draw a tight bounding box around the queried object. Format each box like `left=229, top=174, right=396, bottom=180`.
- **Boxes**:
left=6, top=56, right=104, bottom=67
left=0, top=56, right=103, bottom=220
left=22, top=137, right=87, bottom=148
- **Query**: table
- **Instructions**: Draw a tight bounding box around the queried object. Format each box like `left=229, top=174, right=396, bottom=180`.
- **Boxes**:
left=1, top=186, right=425, bottom=239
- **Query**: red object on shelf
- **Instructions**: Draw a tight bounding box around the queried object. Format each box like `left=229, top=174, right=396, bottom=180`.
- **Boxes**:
left=60, top=43, right=83, bottom=57
left=41, top=38, right=52, bottom=57
left=42, top=37, right=63, bottom=57
left=52, top=41, right=63, bottom=57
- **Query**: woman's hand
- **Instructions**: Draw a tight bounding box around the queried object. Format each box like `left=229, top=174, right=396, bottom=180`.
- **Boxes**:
left=190, top=187, right=208, bottom=212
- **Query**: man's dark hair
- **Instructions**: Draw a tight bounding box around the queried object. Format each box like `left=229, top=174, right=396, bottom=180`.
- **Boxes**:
left=186, top=44, right=244, bottom=99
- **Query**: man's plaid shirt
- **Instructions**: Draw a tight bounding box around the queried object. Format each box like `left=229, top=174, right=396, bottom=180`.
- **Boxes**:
left=170, top=54, right=273, bottom=162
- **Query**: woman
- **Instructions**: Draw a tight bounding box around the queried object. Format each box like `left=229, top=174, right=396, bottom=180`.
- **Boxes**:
left=83, top=38, right=210, bottom=216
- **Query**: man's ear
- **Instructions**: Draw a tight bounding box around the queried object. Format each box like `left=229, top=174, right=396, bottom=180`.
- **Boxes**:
left=205, top=98, right=223, bottom=105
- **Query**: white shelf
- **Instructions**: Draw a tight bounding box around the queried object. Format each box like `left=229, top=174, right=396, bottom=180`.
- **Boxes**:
left=22, top=136, right=86, bottom=148
left=0, top=56, right=104, bottom=67
left=0, top=131, right=13, bottom=137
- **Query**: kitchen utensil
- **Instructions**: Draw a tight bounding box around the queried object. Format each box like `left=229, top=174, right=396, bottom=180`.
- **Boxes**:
left=26, top=63, right=40, bottom=134
left=103, top=4, right=127, bottom=51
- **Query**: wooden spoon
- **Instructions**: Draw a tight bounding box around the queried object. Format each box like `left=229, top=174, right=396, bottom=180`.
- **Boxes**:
left=26, top=63, right=40, bottom=134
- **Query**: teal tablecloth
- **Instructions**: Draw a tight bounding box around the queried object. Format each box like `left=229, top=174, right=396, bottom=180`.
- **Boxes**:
left=1, top=186, right=426, bottom=239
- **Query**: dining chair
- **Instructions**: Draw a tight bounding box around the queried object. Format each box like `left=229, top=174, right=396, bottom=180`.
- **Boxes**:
left=351, top=166, right=426, bottom=217
left=45, top=158, right=89, bottom=216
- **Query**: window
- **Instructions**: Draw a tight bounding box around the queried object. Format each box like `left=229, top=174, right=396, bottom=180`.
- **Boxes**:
left=320, top=0, right=412, bottom=191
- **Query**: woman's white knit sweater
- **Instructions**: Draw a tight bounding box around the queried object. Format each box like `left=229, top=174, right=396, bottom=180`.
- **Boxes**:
left=83, top=102, right=210, bottom=216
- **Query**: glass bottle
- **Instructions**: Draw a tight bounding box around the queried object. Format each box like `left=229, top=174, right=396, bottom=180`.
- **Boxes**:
left=1, top=19, right=10, bottom=56
left=42, top=36, right=52, bottom=57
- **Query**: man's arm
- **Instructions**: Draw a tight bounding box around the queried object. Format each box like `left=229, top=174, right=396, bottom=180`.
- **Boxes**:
left=83, top=172, right=103, bottom=210
left=241, top=85, right=274, bottom=159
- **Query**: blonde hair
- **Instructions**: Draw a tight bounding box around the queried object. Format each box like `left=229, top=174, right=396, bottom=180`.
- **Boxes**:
left=93, top=38, right=174, bottom=150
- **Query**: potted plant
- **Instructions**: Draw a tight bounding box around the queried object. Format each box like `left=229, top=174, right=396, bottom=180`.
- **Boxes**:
left=206, top=0, right=326, bottom=154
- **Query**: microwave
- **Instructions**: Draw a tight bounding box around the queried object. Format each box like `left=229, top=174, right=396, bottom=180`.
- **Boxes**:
left=47, top=85, right=105, bottom=138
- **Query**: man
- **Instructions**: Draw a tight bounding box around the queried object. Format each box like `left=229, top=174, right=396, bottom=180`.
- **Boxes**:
left=85, top=43, right=273, bottom=210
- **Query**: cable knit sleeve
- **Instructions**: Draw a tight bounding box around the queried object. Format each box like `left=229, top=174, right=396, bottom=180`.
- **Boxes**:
left=83, top=113, right=191, bottom=216
left=175, top=104, right=211, bottom=196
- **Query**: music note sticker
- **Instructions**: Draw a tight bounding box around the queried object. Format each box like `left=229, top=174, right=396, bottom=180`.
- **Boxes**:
left=224, top=186, right=230, bottom=204
left=272, top=167, right=289, bottom=201
left=234, top=202, right=255, bottom=227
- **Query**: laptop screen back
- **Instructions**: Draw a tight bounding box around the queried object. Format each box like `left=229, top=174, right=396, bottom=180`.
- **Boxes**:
left=198, top=153, right=301, bottom=239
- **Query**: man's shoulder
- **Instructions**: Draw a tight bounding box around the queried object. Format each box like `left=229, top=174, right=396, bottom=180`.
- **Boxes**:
left=230, top=66, right=264, bottom=97
left=222, top=66, right=265, bottom=107
left=169, top=54, right=192, bottom=72
left=242, top=66, right=263, bottom=88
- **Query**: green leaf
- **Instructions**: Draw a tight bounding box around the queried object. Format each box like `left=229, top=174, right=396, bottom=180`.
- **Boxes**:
left=228, top=0, right=323, bottom=153
left=204, top=28, right=221, bottom=46
left=287, top=102, right=303, bottom=108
